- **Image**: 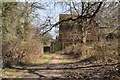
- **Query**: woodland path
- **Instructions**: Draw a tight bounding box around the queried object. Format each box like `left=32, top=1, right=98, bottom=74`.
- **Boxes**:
left=2, top=53, right=77, bottom=79
left=2, top=53, right=119, bottom=80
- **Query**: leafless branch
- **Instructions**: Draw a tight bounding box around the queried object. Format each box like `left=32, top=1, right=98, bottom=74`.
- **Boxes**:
left=41, top=2, right=103, bottom=36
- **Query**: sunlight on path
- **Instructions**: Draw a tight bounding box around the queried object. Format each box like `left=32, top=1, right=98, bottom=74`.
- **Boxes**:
left=1, top=53, right=119, bottom=79
left=2, top=53, right=78, bottom=78
left=49, top=54, right=77, bottom=64
left=34, top=53, right=78, bottom=78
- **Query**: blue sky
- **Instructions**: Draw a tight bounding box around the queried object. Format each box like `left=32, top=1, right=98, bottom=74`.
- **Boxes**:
left=17, top=0, right=82, bottom=39
left=29, top=2, right=70, bottom=39
left=37, top=2, right=70, bottom=38
left=17, top=0, right=71, bottom=39
left=16, top=0, right=119, bottom=39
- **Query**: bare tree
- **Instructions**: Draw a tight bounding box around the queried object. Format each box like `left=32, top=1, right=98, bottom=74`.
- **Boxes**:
left=36, top=2, right=103, bottom=44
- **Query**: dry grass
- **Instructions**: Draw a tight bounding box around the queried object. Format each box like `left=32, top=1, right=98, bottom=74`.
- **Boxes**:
left=57, top=39, right=119, bottom=63
left=2, top=38, right=43, bottom=67
left=61, top=40, right=119, bottom=79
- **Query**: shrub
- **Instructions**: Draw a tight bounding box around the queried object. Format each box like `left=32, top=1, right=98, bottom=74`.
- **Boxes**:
left=57, top=39, right=118, bottom=63
left=2, top=38, right=43, bottom=67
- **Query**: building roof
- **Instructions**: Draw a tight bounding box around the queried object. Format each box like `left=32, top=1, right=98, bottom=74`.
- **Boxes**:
left=59, top=14, right=83, bottom=24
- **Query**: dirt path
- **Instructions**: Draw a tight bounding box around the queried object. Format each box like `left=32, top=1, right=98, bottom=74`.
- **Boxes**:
left=31, top=54, right=73, bottom=78
left=1, top=53, right=78, bottom=78
left=2, top=53, right=119, bottom=79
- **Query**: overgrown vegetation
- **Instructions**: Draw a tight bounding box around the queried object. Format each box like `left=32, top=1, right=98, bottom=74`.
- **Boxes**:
left=61, top=40, right=119, bottom=79
left=1, top=1, right=119, bottom=79
left=2, top=2, right=43, bottom=67
left=57, top=39, right=118, bottom=62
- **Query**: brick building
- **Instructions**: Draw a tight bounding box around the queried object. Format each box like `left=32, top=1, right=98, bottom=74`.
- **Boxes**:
left=58, top=14, right=99, bottom=43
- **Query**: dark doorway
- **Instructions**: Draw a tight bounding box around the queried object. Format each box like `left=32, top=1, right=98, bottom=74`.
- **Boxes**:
left=44, top=46, right=50, bottom=53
